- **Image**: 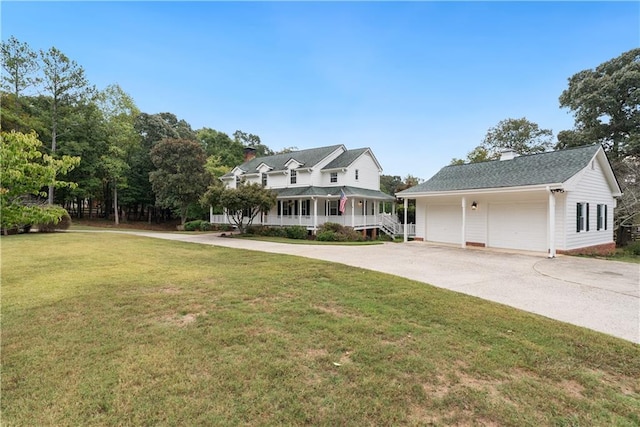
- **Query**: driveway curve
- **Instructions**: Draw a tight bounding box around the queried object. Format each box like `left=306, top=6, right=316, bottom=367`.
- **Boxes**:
left=101, top=231, right=640, bottom=344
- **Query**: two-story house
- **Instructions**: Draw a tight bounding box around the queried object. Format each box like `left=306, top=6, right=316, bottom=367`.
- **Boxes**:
left=214, top=144, right=398, bottom=237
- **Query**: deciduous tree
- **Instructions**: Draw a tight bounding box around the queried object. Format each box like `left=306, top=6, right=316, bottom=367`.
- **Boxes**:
left=558, top=48, right=640, bottom=160
left=97, top=84, right=140, bottom=224
left=202, top=182, right=276, bottom=233
left=149, top=138, right=209, bottom=225
left=450, top=146, right=495, bottom=165
left=558, top=49, right=640, bottom=240
left=482, top=117, right=553, bottom=157
left=197, top=127, right=243, bottom=166
left=0, top=131, right=79, bottom=233
left=233, top=130, right=273, bottom=157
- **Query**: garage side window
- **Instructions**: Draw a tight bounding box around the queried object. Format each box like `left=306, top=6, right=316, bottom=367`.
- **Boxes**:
left=597, top=204, right=608, bottom=230
left=576, top=202, right=589, bottom=232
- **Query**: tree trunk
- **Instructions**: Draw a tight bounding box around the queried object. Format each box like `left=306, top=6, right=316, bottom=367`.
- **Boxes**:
left=113, top=181, right=119, bottom=225
left=48, top=113, right=57, bottom=205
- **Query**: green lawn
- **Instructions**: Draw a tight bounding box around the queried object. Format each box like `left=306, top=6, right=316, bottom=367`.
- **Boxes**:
left=236, top=234, right=385, bottom=245
left=2, top=233, right=639, bottom=426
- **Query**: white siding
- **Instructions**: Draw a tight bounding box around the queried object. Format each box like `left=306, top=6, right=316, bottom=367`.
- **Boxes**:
left=340, top=152, right=380, bottom=190
left=563, top=160, right=616, bottom=250
left=414, top=198, right=427, bottom=239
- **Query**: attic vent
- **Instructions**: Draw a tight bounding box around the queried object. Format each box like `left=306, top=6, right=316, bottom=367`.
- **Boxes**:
left=500, top=149, right=518, bottom=161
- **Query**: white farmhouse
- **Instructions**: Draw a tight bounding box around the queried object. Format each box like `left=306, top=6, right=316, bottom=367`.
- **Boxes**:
left=214, top=145, right=398, bottom=237
left=396, top=145, right=621, bottom=256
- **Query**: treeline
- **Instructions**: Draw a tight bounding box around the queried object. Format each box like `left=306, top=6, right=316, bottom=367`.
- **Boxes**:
left=1, top=36, right=276, bottom=224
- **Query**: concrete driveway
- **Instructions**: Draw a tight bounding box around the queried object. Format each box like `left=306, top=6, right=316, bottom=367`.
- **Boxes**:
left=119, top=231, right=640, bottom=344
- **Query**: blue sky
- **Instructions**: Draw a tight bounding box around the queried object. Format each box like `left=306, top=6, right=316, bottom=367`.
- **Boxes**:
left=2, top=1, right=638, bottom=179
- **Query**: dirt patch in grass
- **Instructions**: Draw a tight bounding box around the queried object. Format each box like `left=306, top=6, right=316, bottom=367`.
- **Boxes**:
left=159, top=312, right=204, bottom=327
left=560, top=379, right=585, bottom=398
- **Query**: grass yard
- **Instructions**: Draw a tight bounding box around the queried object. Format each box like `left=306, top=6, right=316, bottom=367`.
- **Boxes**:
left=2, top=233, right=639, bottom=426
left=236, top=235, right=384, bottom=245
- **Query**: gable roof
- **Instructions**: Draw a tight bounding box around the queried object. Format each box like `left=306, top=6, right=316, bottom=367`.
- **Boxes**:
left=222, top=145, right=343, bottom=177
left=398, top=145, right=615, bottom=195
left=323, top=148, right=374, bottom=170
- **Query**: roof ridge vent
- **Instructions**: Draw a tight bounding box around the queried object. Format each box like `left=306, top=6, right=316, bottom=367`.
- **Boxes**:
left=500, top=149, right=518, bottom=161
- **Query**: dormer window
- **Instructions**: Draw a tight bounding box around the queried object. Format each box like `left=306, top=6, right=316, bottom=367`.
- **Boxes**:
left=290, top=169, right=297, bottom=184
left=330, top=172, right=338, bottom=183
left=236, top=175, right=241, bottom=187
left=261, top=173, right=267, bottom=187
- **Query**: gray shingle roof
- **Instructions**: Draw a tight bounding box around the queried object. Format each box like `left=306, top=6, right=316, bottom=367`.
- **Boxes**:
left=399, top=145, right=602, bottom=194
left=223, top=145, right=343, bottom=177
left=272, top=186, right=394, bottom=200
left=322, top=148, right=369, bottom=170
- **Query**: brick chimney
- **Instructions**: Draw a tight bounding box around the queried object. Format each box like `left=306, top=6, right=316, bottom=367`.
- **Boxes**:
left=243, top=147, right=257, bottom=162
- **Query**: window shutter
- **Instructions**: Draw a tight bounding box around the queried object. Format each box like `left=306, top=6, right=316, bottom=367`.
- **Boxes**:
left=576, top=203, right=582, bottom=232
left=586, top=203, right=590, bottom=231
left=605, top=205, right=608, bottom=230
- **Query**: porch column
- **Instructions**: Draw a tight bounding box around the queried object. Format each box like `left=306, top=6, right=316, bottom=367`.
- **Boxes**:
left=364, top=200, right=367, bottom=228
left=461, top=197, right=467, bottom=249
left=299, top=200, right=302, bottom=226
left=279, top=200, right=283, bottom=226
left=313, top=197, right=318, bottom=233
left=351, top=198, right=355, bottom=227
left=548, top=188, right=556, bottom=258
left=209, top=206, right=213, bottom=223
left=403, top=198, right=408, bottom=242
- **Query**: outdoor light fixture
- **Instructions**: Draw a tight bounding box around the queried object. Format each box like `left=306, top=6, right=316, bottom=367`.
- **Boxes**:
left=358, top=200, right=363, bottom=207
left=471, top=201, right=478, bottom=210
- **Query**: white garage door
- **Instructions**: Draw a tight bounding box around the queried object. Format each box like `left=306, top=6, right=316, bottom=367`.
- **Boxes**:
left=426, top=205, right=462, bottom=245
left=488, top=203, right=547, bottom=252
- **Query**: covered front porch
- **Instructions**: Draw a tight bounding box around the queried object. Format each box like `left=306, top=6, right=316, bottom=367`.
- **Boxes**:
left=210, top=185, right=415, bottom=237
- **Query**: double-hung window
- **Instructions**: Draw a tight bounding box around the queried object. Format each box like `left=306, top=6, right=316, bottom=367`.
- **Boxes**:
left=576, top=202, right=589, bottom=232
left=330, top=172, right=338, bottom=183
left=290, top=170, right=297, bottom=184
left=301, top=200, right=310, bottom=217
left=597, top=204, right=608, bottom=230
left=261, top=173, right=267, bottom=187
left=328, top=200, right=338, bottom=215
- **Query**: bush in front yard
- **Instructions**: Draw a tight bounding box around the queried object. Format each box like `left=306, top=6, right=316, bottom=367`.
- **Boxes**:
left=286, top=226, right=308, bottom=240
left=37, top=209, right=72, bottom=233
left=625, top=241, right=640, bottom=256
left=316, top=223, right=364, bottom=242
left=184, top=220, right=212, bottom=231
left=316, top=231, right=343, bottom=242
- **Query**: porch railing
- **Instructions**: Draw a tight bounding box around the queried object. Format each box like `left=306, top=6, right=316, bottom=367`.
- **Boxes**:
left=210, top=213, right=415, bottom=237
